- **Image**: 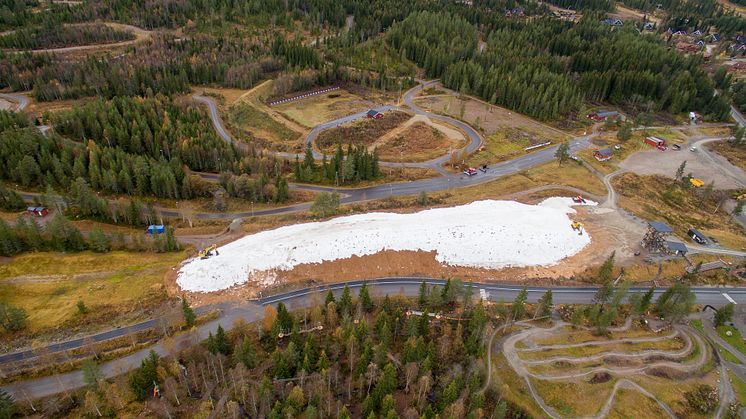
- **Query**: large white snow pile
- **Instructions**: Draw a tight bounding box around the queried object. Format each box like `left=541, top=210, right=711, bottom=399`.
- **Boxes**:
left=177, top=198, right=595, bottom=292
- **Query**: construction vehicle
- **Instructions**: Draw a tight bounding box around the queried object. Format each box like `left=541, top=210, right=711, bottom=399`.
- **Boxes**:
left=571, top=221, right=584, bottom=235
left=689, top=178, right=705, bottom=188
left=198, top=244, right=218, bottom=259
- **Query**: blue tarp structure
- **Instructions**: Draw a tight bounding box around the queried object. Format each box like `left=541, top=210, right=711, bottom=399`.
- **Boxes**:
left=147, top=225, right=165, bottom=235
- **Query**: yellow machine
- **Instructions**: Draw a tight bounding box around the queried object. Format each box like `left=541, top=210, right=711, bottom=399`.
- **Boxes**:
left=571, top=221, right=584, bottom=236
left=198, top=244, right=218, bottom=259
left=690, top=178, right=705, bottom=188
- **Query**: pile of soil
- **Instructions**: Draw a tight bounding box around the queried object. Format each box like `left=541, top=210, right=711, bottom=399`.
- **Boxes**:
left=589, top=372, right=612, bottom=384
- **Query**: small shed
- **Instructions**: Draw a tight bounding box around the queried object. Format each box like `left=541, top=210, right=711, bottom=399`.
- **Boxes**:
left=687, top=228, right=707, bottom=244
left=366, top=109, right=383, bottom=119
left=666, top=241, right=688, bottom=255
left=147, top=225, right=165, bottom=235
left=649, top=221, right=674, bottom=234
left=594, top=147, right=613, bottom=162
left=26, top=206, right=48, bottom=217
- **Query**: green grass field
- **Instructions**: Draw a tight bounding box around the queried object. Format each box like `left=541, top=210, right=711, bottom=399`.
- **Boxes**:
left=0, top=251, right=185, bottom=333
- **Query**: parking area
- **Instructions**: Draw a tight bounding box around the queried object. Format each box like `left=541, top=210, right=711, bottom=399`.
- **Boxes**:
left=620, top=141, right=746, bottom=189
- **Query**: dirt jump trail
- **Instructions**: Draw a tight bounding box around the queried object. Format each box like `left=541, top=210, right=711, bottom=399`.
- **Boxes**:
left=502, top=319, right=710, bottom=418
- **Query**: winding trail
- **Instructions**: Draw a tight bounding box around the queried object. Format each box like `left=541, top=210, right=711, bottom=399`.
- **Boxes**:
left=2, top=22, right=152, bottom=54
left=502, top=319, right=712, bottom=418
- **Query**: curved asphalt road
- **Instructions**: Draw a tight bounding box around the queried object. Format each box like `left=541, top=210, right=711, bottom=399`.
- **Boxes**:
left=184, top=81, right=592, bottom=220
left=2, top=277, right=745, bottom=400
left=0, top=93, right=29, bottom=112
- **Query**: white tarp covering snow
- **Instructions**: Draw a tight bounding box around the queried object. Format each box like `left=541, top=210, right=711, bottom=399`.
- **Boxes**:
left=177, top=198, right=595, bottom=292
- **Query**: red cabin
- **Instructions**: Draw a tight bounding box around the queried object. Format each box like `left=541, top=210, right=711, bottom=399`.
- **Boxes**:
left=366, top=109, right=383, bottom=119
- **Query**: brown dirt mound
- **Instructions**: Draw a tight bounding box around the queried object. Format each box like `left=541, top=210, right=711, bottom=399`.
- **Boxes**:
left=316, top=111, right=410, bottom=151
left=589, top=372, right=612, bottom=383
left=376, top=122, right=461, bottom=162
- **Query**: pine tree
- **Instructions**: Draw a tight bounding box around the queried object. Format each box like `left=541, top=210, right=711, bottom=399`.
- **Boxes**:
left=233, top=338, right=255, bottom=368
left=538, top=289, right=553, bottom=317
left=181, top=297, right=196, bottom=328
left=512, top=288, right=528, bottom=320
left=359, top=282, right=373, bottom=312
left=418, top=281, right=428, bottom=309
left=339, top=284, right=353, bottom=315
left=88, top=228, right=111, bottom=253
left=325, top=289, right=335, bottom=306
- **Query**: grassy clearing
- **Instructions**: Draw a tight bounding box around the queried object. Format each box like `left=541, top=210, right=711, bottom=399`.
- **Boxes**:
left=730, top=371, right=746, bottom=405
left=416, top=94, right=571, bottom=166
left=717, top=325, right=746, bottom=355
left=518, top=336, right=685, bottom=361
left=315, top=110, right=410, bottom=152
left=492, top=353, right=546, bottom=417
left=195, top=86, right=251, bottom=106
left=717, top=342, right=742, bottom=364
left=613, top=172, right=746, bottom=250
left=437, top=160, right=607, bottom=201
left=0, top=251, right=185, bottom=333
left=622, top=253, right=726, bottom=284
left=275, top=89, right=372, bottom=128
left=466, top=131, right=531, bottom=167
left=530, top=377, right=616, bottom=417
left=690, top=319, right=704, bottom=332
left=332, top=37, right=418, bottom=77
left=415, top=95, right=570, bottom=142
left=710, top=141, right=746, bottom=172
left=227, top=101, right=300, bottom=145
left=606, top=388, right=668, bottom=419
left=632, top=370, right=719, bottom=419
left=530, top=326, right=660, bottom=346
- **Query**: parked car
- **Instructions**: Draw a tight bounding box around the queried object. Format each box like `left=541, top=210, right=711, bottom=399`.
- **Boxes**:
left=570, top=155, right=580, bottom=161
left=613, top=144, right=621, bottom=150
left=689, top=146, right=697, bottom=152
left=672, top=144, right=681, bottom=150
left=463, top=167, right=478, bottom=176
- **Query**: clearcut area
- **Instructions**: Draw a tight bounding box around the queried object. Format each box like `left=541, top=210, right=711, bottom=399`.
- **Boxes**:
left=177, top=198, right=595, bottom=292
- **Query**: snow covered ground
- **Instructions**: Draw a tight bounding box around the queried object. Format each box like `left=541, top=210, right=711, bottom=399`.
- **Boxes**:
left=177, top=198, right=596, bottom=293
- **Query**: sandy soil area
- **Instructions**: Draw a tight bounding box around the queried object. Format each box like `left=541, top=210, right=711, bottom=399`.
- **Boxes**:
left=620, top=146, right=746, bottom=189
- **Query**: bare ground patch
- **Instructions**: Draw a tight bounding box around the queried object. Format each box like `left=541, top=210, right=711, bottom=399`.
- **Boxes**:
left=375, top=120, right=466, bottom=162
left=315, top=110, right=410, bottom=152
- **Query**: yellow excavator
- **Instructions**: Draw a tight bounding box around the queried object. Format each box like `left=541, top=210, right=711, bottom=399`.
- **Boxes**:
left=198, top=244, right=218, bottom=259
left=571, top=221, right=584, bottom=235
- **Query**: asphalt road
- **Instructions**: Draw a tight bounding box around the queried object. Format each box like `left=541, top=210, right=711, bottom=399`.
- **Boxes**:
left=3, top=277, right=745, bottom=400
left=731, top=105, right=746, bottom=127
left=0, top=93, right=29, bottom=111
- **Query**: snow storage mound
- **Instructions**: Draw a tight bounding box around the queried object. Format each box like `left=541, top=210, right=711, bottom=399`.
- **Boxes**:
left=177, top=198, right=595, bottom=292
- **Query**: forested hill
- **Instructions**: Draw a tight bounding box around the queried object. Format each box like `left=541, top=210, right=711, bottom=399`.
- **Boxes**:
left=388, top=11, right=730, bottom=121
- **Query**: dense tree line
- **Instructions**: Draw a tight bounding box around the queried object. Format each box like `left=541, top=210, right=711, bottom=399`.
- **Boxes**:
left=295, top=144, right=380, bottom=184
left=52, top=96, right=239, bottom=174
left=0, top=121, right=202, bottom=201
left=0, top=35, right=287, bottom=100
left=0, top=20, right=133, bottom=50
left=388, top=11, right=730, bottom=120
left=112, top=280, right=513, bottom=418
left=0, top=213, right=180, bottom=257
